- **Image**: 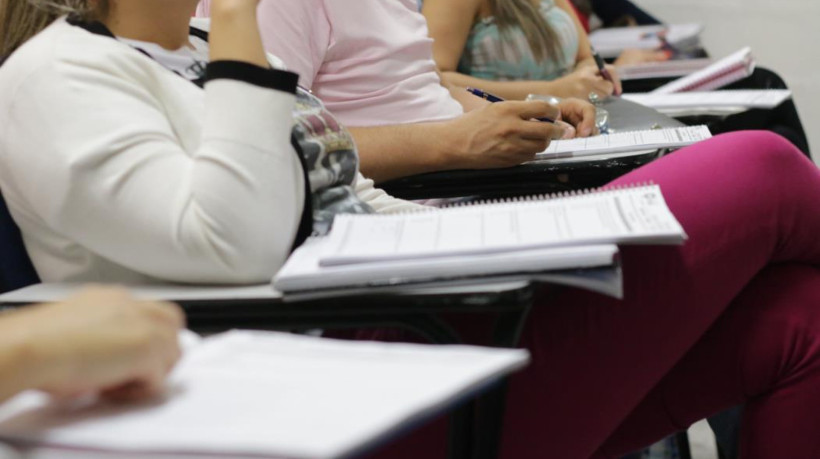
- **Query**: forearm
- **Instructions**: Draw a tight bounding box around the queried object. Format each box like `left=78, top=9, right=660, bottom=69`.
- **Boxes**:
left=448, top=85, right=489, bottom=112
left=350, top=123, right=461, bottom=183
left=442, top=71, right=582, bottom=100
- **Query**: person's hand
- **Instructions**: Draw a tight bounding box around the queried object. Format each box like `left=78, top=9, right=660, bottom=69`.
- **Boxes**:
left=444, top=100, right=564, bottom=169
left=555, top=65, right=614, bottom=99
left=615, top=48, right=671, bottom=67
left=557, top=98, right=599, bottom=138
left=604, top=63, right=623, bottom=97
left=12, top=288, right=184, bottom=401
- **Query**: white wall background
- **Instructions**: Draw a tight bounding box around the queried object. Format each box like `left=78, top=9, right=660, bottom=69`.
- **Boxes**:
left=633, top=0, right=820, bottom=159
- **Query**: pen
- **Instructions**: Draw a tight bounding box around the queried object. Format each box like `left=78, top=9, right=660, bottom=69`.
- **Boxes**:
left=590, top=46, right=621, bottom=96
left=466, top=87, right=555, bottom=123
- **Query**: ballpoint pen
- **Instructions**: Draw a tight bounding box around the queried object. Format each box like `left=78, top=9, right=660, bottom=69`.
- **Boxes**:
left=590, top=46, right=621, bottom=96
left=466, top=87, right=556, bottom=123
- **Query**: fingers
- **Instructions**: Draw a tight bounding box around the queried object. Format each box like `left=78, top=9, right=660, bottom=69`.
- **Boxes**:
left=554, top=120, right=576, bottom=139
left=514, top=117, right=563, bottom=141
left=559, top=98, right=598, bottom=137
left=500, top=100, right=560, bottom=122
left=605, top=64, right=623, bottom=96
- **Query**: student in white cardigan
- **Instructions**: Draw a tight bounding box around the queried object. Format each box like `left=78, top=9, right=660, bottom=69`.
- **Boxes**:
left=0, top=0, right=436, bottom=284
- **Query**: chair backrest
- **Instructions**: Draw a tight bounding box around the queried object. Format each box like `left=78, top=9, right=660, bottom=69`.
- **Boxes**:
left=0, top=191, right=40, bottom=293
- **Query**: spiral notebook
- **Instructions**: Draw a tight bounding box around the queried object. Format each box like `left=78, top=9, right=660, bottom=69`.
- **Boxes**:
left=273, top=185, right=687, bottom=296
left=651, top=47, right=755, bottom=94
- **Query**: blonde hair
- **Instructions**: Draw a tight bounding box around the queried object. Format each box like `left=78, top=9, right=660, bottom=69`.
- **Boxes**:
left=0, top=0, right=107, bottom=57
left=488, top=0, right=564, bottom=63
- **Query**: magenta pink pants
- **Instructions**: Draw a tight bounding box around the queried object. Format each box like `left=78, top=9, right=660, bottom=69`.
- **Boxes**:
left=368, top=131, right=820, bottom=458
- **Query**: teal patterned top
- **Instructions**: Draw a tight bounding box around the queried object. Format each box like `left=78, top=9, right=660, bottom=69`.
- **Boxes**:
left=458, top=0, right=579, bottom=81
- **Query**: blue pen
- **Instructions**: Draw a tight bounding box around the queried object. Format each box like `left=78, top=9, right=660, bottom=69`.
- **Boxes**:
left=466, top=87, right=556, bottom=123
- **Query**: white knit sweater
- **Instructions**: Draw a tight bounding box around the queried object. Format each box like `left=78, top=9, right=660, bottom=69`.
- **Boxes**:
left=0, top=18, right=418, bottom=284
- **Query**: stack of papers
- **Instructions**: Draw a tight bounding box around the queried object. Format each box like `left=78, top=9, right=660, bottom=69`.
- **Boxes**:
left=623, top=90, right=792, bottom=116
left=0, top=331, right=530, bottom=458
left=274, top=185, right=688, bottom=298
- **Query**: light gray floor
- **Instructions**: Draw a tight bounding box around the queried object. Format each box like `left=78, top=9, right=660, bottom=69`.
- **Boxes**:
left=634, top=0, right=820, bottom=160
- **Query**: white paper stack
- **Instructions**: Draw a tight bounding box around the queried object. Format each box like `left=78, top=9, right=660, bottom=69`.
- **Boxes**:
left=274, top=185, right=688, bottom=297
left=623, top=90, right=792, bottom=116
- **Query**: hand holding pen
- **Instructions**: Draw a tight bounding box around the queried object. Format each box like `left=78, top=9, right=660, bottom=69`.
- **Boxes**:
left=466, top=88, right=597, bottom=139
left=590, top=46, right=622, bottom=97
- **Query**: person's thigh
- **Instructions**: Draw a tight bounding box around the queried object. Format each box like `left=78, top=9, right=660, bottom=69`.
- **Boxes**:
left=499, top=131, right=820, bottom=457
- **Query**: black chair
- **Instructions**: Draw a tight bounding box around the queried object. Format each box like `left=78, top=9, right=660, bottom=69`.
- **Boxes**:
left=0, top=191, right=40, bottom=294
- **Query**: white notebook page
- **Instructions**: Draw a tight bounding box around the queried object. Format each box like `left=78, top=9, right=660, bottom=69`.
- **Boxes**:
left=322, top=185, right=686, bottom=266
left=536, top=125, right=711, bottom=160
left=0, top=331, right=529, bottom=459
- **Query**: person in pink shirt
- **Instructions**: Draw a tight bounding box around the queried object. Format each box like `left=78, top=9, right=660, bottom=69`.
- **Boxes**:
left=196, top=0, right=599, bottom=183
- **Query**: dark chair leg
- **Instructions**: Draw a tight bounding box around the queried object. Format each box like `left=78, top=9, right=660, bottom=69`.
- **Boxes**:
left=676, top=431, right=693, bottom=459
left=707, top=406, right=742, bottom=459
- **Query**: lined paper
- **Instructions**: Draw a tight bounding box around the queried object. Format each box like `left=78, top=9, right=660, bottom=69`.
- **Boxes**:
left=535, top=125, right=712, bottom=160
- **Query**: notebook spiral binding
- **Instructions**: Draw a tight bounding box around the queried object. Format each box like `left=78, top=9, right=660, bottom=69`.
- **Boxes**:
left=338, top=181, right=659, bottom=219
left=442, top=181, right=657, bottom=209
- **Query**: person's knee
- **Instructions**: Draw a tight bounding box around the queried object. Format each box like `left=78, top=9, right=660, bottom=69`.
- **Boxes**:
left=726, top=130, right=806, bottom=169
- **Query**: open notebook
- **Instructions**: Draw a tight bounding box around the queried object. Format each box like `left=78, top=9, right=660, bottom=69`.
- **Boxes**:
left=0, top=330, right=529, bottom=459
left=651, top=48, right=755, bottom=94
left=274, top=185, right=687, bottom=296
left=535, top=125, right=712, bottom=160
left=623, top=90, right=793, bottom=117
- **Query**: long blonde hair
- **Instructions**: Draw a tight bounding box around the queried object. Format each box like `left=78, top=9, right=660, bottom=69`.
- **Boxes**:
left=488, top=0, right=564, bottom=62
left=0, top=0, right=107, bottom=57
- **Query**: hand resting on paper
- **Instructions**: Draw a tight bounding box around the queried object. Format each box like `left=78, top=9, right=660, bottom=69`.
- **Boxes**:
left=0, top=288, right=184, bottom=404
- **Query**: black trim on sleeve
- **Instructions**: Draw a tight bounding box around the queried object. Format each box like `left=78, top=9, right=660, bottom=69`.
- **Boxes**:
left=206, top=61, right=298, bottom=94
left=189, top=27, right=210, bottom=42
